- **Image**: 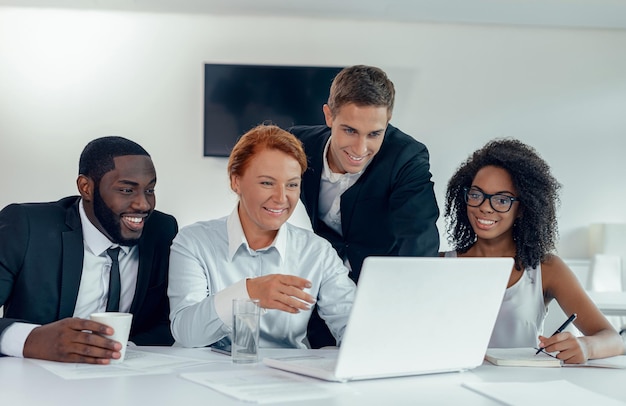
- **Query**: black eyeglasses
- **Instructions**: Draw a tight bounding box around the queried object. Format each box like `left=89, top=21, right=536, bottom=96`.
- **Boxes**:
left=463, top=187, right=519, bottom=213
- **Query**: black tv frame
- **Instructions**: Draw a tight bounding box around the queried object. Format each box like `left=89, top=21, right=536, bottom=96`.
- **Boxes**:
left=203, top=63, right=343, bottom=157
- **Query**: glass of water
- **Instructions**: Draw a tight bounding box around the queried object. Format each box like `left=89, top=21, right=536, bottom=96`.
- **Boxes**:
left=232, top=298, right=261, bottom=363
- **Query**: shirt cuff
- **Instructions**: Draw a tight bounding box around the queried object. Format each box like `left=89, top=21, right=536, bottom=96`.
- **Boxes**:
left=0, top=322, right=40, bottom=357
left=214, top=279, right=250, bottom=328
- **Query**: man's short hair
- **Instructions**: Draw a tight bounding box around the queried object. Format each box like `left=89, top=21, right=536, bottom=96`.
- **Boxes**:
left=78, top=136, right=150, bottom=184
left=327, top=65, right=395, bottom=118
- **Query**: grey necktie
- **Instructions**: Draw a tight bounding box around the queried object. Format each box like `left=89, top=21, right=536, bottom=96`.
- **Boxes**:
left=106, top=247, right=121, bottom=312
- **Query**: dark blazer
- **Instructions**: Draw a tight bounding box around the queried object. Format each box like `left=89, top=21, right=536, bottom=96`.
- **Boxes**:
left=291, top=124, right=440, bottom=282
left=0, top=196, right=177, bottom=346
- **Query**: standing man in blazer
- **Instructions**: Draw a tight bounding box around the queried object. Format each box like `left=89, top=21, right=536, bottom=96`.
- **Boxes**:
left=290, top=65, right=440, bottom=347
left=0, top=136, right=177, bottom=363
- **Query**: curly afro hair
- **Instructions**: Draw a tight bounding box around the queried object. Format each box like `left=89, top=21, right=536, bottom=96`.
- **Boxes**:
left=444, top=138, right=561, bottom=270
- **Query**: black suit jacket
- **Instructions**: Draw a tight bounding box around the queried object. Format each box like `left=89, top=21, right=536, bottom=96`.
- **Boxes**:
left=291, top=124, right=440, bottom=282
left=0, top=196, right=177, bottom=346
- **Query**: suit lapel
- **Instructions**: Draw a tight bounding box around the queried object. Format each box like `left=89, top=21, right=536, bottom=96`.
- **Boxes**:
left=340, top=176, right=365, bottom=237
left=59, top=202, right=85, bottom=318
left=131, top=234, right=152, bottom=313
left=303, top=133, right=328, bottom=230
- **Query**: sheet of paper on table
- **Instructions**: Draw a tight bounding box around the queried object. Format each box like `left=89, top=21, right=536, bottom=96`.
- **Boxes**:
left=181, top=369, right=354, bottom=404
left=30, top=348, right=215, bottom=379
left=462, top=380, right=624, bottom=406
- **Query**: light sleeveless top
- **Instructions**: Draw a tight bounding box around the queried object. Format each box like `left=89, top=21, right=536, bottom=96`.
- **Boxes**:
left=445, top=251, right=547, bottom=348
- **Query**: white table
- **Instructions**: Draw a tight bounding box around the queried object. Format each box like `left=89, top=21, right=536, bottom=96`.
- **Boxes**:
left=588, top=291, right=626, bottom=317
left=1, top=346, right=625, bottom=405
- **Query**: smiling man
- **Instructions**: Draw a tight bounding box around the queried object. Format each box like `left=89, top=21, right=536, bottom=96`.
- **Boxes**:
left=290, top=65, right=440, bottom=347
left=0, top=136, right=178, bottom=363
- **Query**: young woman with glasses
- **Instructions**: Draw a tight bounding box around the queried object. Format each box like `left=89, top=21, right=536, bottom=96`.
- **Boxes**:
left=442, top=138, right=623, bottom=364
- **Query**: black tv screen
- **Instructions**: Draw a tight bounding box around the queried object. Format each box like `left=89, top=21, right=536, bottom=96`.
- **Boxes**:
left=203, top=63, right=344, bottom=157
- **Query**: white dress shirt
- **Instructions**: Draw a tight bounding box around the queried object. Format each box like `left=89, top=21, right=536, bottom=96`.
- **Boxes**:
left=0, top=200, right=138, bottom=357
left=74, top=200, right=139, bottom=317
left=318, top=139, right=365, bottom=237
left=168, top=207, right=356, bottom=349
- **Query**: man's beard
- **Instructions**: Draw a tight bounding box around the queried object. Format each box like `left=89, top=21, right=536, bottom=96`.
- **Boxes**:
left=93, top=187, right=143, bottom=247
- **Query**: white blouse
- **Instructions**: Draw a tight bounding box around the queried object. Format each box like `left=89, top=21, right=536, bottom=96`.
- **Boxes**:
left=445, top=251, right=547, bottom=348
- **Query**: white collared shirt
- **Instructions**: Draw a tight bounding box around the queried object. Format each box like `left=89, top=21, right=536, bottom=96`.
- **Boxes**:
left=0, top=200, right=139, bottom=357
left=168, top=206, right=356, bottom=349
left=74, top=200, right=139, bottom=317
left=318, top=138, right=366, bottom=236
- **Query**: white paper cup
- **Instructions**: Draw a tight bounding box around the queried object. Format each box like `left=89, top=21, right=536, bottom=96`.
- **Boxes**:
left=90, top=312, right=133, bottom=363
left=231, top=299, right=260, bottom=364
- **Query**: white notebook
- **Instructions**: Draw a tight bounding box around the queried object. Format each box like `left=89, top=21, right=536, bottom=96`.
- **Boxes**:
left=485, top=348, right=561, bottom=367
left=485, top=348, right=626, bottom=369
left=264, top=256, right=513, bottom=382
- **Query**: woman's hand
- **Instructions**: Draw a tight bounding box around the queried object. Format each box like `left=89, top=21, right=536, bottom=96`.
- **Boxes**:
left=537, top=332, right=588, bottom=364
left=246, top=275, right=315, bottom=313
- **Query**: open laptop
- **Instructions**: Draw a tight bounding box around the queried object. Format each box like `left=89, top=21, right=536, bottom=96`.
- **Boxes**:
left=263, top=256, right=513, bottom=382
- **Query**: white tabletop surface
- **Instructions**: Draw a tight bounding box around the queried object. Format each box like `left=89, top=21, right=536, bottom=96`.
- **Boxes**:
left=588, top=291, right=626, bottom=316
left=1, top=346, right=625, bottom=406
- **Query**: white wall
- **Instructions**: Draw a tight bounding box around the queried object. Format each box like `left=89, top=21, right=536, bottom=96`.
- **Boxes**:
left=1, top=7, right=625, bottom=257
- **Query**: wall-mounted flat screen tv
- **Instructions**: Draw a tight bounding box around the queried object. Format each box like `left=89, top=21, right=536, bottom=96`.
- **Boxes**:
left=203, top=63, right=344, bottom=157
